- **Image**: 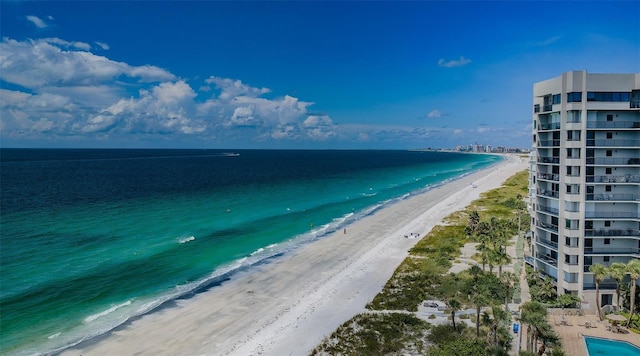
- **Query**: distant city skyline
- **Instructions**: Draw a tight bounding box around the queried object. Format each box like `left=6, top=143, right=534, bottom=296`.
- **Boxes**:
left=1, top=1, right=638, bottom=149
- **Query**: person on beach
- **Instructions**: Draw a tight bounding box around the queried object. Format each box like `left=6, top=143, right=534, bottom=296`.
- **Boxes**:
left=343, top=228, right=347, bottom=234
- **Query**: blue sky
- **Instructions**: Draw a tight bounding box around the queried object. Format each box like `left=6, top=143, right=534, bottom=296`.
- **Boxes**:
left=1, top=1, right=638, bottom=149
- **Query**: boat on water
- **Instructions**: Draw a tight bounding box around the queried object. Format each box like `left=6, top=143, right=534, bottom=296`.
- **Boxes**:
left=221, top=152, right=240, bottom=157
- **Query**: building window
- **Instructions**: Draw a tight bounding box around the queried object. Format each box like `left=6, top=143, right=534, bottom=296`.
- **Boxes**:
left=604, top=239, right=610, bottom=245
left=567, top=92, right=582, bottom=102
left=606, top=150, right=613, bottom=156
left=607, top=114, right=614, bottom=121
left=553, top=94, right=561, bottom=104
left=587, top=92, right=630, bottom=102
left=605, top=221, right=611, bottom=227
left=606, top=168, right=612, bottom=174
left=606, top=132, right=613, bottom=139
left=606, top=185, right=612, bottom=192
left=604, top=256, right=610, bottom=262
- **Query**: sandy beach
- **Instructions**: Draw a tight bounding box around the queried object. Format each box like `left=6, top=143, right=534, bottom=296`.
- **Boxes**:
left=62, top=154, right=528, bottom=356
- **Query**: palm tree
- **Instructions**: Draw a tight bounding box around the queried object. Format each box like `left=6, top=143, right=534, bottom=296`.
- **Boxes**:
left=626, top=259, right=640, bottom=327
left=465, top=210, right=480, bottom=237
left=466, top=265, right=486, bottom=337
left=447, top=297, right=462, bottom=332
left=500, top=271, right=518, bottom=311
left=496, top=248, right=512, bottom=277
left=607, top=262, right=627, bottom=311
left=589, top=263, right=608, bottom=321
left=520, top=301, right=547, bottom=353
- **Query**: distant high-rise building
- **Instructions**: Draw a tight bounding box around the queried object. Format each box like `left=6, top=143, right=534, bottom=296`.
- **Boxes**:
left=529, top=70, right=640, bottom=311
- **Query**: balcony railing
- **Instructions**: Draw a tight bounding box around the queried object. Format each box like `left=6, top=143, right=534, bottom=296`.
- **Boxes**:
left=584, top=211, right=639, bottom=219
left=536, top=253, right=558, bottom=266
left=537, top=237, right=559, bottom=249
left=586, top=121, right=640, bottom=129
left=539, top=122, right=561, bottom=130
left=584, top=229, right=640, bottom=237
left=586, top=157, right=640, bottom=165
left=538, top=205, right=559, bottom=215
left=539, top=140, right=561, bottom=147
left=538, top=157, right=560, bottom=164
left=586, top=194, right=640, bottom=201
left=583, top=283, right=617, bottom=290
left=587, top=175, right=640, bottom=183
left=537, top=189, right=559, bottom=198
left=537, top=173, right=560, bottom=181
left=536, top=221, right=559, bottom=232
left=587, top=139, right=640, bottom=147
left=584, top=247, right=640, bottom=256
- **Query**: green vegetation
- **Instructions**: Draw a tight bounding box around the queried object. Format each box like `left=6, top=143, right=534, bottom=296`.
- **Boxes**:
left=583, top=260, right=640, bottom=331
left=310, top=313, right=431, bottom=355
left=312, top=168, right=536, bottom=355
left=520, top=301, right=562, bottom=355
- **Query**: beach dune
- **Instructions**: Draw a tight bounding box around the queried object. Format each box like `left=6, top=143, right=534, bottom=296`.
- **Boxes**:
left=63, top=155, right=528, bottom=356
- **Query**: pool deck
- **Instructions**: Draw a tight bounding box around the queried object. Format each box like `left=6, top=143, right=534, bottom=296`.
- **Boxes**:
left=547, top=312, right=640, bottom=355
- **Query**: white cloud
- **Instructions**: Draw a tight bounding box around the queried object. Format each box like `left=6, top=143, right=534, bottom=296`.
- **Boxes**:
left=205, top=76, right=271, bottom=101
left=427, top=109, right=443, bottom=119
left=438, top=56, right=472, bottom=68
left=26, top=15, right=48, bottom=28
left=95, top=41, right=110, bottom=50
left=0, top=37, right=337, bottom=144
left=0, top=38, right=175, bottom=89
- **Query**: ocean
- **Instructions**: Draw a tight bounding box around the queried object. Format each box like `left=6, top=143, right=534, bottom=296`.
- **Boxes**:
left=0, top=149, right=501, bottom=355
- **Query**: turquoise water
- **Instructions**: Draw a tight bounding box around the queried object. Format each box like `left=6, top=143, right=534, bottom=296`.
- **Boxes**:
left=0, top=149, right=502, bottom=355
left=584, top=336, right=640, bottom=355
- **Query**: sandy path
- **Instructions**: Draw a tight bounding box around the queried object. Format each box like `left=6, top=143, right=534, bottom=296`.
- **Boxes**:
left=63, top=154, right=527, bottom=356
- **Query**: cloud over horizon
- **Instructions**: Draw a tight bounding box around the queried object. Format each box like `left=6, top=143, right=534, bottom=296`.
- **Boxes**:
left=0, top=37, right=338, bottom=146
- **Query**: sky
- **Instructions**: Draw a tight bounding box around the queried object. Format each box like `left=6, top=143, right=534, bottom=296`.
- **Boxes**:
left=1, top=1, right=639, bottom=149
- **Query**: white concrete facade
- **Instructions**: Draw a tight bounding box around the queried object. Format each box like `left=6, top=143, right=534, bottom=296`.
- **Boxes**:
left=529, top=70, right=640, bottom=312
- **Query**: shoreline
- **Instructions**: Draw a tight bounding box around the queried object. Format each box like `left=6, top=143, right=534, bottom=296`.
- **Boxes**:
left=62, top=154, right=528, bottom=356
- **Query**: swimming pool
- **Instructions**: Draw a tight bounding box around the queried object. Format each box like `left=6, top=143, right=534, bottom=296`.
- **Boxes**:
left=584, top=336, right=640, bottom=356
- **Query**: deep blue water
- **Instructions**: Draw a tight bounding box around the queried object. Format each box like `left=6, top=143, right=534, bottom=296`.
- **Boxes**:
left=0, top=149, right=501, bottom=355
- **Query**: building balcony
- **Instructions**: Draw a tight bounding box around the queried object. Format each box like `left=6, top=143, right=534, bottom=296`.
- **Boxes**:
left=586, top=193, right=640, bottom=201
left=584, top=247, right=640, bottom=256
left=524, top=254, right=534, bottom=266
left=536, top=221, right=559, bottom=233
left=537, top=173, right=560, bottom=181
left=587, top=139, right=640, bottom=147
left=538, top=156, right=560, bottom=164
left=586, top=157, right=640, bottom=165
left=586, top=120, right=640, bottom=129
left=587, top=175, right=640, bottom=183
left=583, top=283, right=617, bottom=290
left=536, top=252, right=558, bottom=265
left=584, top=211, right=640, bottom=219
left=584, top=229, right=640, bottom=237
left=536, top=237, right=559, bottom=250
left=538, top=205, right=559, bottom=215
left=539, top=140, right=561, bottom=147
left=537, top=189, right=559, bottom=198
left=539, top=122, right=561, bottom=130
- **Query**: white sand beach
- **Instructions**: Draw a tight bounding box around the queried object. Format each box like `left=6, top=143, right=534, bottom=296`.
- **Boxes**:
left=62, top=154, right=528, bottom=356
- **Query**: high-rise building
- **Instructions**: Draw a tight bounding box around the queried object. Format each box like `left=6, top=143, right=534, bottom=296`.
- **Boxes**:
left=529, top=70, right=640, bottom=311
